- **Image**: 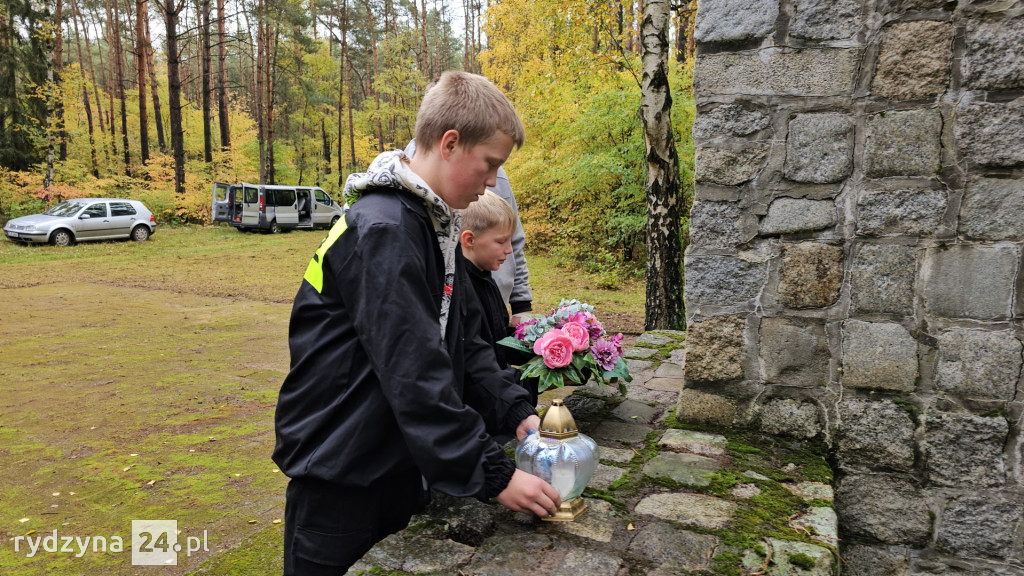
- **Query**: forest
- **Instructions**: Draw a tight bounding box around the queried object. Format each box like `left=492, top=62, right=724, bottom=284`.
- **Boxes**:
left=0, top=0, right=696, bottom=281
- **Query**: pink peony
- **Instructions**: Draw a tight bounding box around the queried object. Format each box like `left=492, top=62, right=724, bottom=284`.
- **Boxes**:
left=561, top=321, right=591, bottom=352
left=533, top=329, right=574, bottom=369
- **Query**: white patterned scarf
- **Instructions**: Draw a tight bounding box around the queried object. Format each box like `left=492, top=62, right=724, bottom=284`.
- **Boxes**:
left=343, top=150, right=461, bottom=340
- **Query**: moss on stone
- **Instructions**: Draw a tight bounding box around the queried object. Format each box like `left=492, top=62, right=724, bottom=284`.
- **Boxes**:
left=789, top=552, right=817, bottom=570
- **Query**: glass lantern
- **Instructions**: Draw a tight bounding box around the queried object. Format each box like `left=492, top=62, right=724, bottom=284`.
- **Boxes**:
left=515, top=398, right=599, bottom=521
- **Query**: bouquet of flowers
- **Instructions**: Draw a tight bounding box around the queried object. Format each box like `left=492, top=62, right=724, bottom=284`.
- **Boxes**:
left=498, top=299, right=631, bottom=395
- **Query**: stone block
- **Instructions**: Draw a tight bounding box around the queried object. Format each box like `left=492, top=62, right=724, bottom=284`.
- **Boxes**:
left=962, top=17, right=1024, bottom=91
left=784, top=481, right=833, bottom=502
left=760, top=317, right=830, bottom=386
left=659, top=429, right=728, bottom=456
left=784, top=113, right=854, bottom=183
left=635, top=492, right=736, bottom=529
left=744, top=540, right=836, bottom=576
left=695, top=48, right=861, bottom=97
left=590, top=421, right=654, bottom=445
left=684, top=256, right=765, bottom=307
left=681, top=315, right=746, bottom=384
left=841, top=321, right=918, bottom=392
left=694, top=0, right=778, bottom=43
left=872, top=21, right=953, bottom=100
left=850, top=244, right=917, bottom=315
left=695, top=144, right=770, bottom=186
left=960, top=176, right=1024, bottom=241
left=791, top=507, right=838, bottom=544
left=935, top=329, right=1023, bottom=401
left=760, top=198, right=837, bottom=235
left=759, top=398, right=822, bottom=439
left=922, top=245, right=1018, bottom=320
left=588, top=464, right=626, bottom=491
left=840, top=544, right=909, bottom=576
left=835, top=475, right=932, bottom=546
left=856, top=189, right=947, bottom=237
left=923, top=412, right=1007, bottom=487
left=790, top=0, right=864, bottom=40
left=637, top=333, right=675, bottom=346
left=864, top=110, right=942, bottom=178
left=611, top=399, right=662, bottom=424
left=675, top=389, right=737, bottom=426
left=551, top=548, right=623, bottom=576
left=955, top=98, right=1024, bottom=167
left=936, top=497, right=1023, bottom=559
left=837, top=399, right=915, bottom=471
left=777, top=243, right=844, bottom=308
left=692, top=104, right=770, bottom=140
left=355, top=533, right=476, bottom=574
left=643, top=452, right=719, bottom=486
left=689, top=201, right=755, bottom=249
left=627, top=522, right=717, bottom=573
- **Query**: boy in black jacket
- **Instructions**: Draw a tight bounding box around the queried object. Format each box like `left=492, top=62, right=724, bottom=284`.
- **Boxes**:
left=272, top=71, right=560, bottom=576
left=459, top=190, right=538, bottom=408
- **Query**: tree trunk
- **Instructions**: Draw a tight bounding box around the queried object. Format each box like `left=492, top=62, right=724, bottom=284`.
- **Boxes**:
left=336, top=0, right=347, bottom=184
left=266, top=22, right=278, bottom=184
left=640, top=0, right=684, bottom=330
left=91, top=5, right=117, bottom=157
left=55, top=0, right=67, bottom=161
left=76, top=0, right=109, bottom=166
left=216, top=0, right=230, bottom=150
left=135, top=0, right=149, bottom=163
left=200, top=0, right=212, bottom=162
left=144, top=13, right=165, bottom=151
left=163, top=0, right=186, bottom=195
left=71, top=0, right=99, bottom=176
left=106, top=0, right=130, bottom=173
left=255, top=0, right=266, bottom=183
left=420, top=0, right=428, bottom=77
left=365, top=0, right=383, bottom=152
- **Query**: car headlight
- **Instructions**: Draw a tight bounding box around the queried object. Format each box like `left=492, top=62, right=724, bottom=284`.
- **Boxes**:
left=23, top=225, right=35, bottom=231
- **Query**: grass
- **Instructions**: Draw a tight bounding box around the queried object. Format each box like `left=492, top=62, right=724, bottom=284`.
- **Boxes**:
left=0, top=224, right=644, bottom=575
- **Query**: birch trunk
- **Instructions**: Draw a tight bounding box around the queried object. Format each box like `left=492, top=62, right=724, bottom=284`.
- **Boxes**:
left=640, top=0, right=684, bottom=330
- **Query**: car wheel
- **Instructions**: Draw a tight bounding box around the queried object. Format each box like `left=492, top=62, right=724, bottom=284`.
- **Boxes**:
left=270, top=220, right=282, bottom=234
left=131, top=225, right=150, bottom=241
left=50, top=229, right=73, bottom=246
left=330, top=216, right=340, bottom=228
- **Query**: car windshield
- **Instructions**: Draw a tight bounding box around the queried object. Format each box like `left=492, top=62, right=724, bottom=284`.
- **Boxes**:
left=43, top=201, right=85, bottom=217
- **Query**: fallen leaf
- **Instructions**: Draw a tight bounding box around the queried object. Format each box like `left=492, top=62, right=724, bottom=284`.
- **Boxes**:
left=247, top=520, right=257, bottom=524
left=627, top=523, right=635, bottom=531
left=52, top=492, right=60, bottom=497
left=26, top=530, right=35, bottom=535
left=272, top=519, right=282, bottom=525
left=130, top=453, right=139, bottom=457
left=146, top=480, right=156, bottom=486
left=19, top=518, right=29, bottom=523
left=69, top=492, right=75, bottom=496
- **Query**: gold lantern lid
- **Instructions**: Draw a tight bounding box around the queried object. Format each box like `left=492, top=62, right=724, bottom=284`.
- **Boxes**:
left=540, top=399, right=579, bottom=439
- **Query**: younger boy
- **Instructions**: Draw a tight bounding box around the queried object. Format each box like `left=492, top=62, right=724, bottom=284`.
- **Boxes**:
left=272, top=71, right=560, bottom=576
left=459, top=190, right=538, bottom=407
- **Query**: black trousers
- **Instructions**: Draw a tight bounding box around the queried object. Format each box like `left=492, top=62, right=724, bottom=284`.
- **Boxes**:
left=282, top=472, right=429, bottom=575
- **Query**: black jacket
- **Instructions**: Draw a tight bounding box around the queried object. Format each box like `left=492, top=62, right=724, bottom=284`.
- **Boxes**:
left=272, top=187, right=536, bottom=500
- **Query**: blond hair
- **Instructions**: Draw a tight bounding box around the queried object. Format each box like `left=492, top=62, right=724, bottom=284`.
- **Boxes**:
left=415, top=71, right=525, bottom=153
left=462, top=190, right=516, bottom=236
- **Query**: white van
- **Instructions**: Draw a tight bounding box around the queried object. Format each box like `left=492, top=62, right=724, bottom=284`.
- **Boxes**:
left=211, top=182, right=345, bottom=233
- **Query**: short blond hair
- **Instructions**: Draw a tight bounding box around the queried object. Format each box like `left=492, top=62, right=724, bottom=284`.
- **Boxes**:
left=415, top=71, right=525, bottom=153
left=462, top=190, right=516, bottom=236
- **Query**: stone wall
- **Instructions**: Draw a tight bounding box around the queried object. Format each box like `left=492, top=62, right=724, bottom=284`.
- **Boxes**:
left=682, top=0, right=1024, bottom=572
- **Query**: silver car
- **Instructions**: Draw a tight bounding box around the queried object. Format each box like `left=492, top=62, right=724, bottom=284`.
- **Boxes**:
left=3, top=198, right=157, bottom=246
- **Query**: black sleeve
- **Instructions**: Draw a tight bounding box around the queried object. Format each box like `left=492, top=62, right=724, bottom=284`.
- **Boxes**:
left=460, top=264, right=537, bottom=436
left=335, top=218, right=511, bottom=499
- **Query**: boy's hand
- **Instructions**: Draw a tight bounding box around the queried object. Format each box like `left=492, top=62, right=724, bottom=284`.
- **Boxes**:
left=496, top=470, right=562, bottom=517
left=516, top=414, right=541, bottom=441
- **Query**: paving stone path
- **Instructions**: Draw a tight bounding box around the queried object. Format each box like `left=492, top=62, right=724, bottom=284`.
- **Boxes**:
left=346, top=331, right=839, bottom=576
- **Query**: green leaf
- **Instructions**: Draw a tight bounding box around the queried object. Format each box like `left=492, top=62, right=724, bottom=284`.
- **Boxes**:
left=602, top=357, right=633, bottom=383
left=497, top=336, right=532, bottom=353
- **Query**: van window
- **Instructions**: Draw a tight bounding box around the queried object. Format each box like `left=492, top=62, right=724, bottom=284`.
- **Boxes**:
left=275, top=189, right=296, bottom=207
left=244, top=187, right=258, bottom=204
left=214, top=184, right=228, bottom=202
left=314, top=189, right=332, bottom=206
left=110, top=202, right=137, bottom=216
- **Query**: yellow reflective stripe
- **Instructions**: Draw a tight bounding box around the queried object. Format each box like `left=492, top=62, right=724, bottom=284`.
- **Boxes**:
left=303, top=214, right=348, bottom=293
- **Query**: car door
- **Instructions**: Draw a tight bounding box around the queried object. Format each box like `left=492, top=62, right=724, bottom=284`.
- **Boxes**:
left=241, top=185, right=260, bottom=226
left=313, top=189, right=334, bottom=226
left=74, top=202, right=110, bottom=239
left=107, top=201, right=138, bottom=238
left=274, top=188, right=298, bottom=226
left=211, top=183, right=233, bottom=223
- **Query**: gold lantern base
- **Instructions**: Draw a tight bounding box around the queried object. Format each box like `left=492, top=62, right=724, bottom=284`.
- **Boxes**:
left=542, top=497, right=588, bottom=522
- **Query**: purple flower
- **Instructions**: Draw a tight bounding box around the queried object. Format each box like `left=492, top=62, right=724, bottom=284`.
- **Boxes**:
left=591, top=339, right=620, bottom=372
left=514, top=318, right=538, bottom=341
left=609, top=333, right=624, bottom=355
